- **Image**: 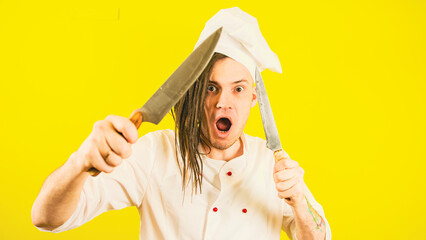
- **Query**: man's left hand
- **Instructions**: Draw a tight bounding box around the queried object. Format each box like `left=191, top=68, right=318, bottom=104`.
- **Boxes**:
left=273, top=155, right=306, bottom=208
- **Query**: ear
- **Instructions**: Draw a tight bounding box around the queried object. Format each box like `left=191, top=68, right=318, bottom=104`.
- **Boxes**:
left=251, top=86, right=258, bottom=108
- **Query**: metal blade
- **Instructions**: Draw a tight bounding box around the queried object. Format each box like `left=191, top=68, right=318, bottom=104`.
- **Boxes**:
left=139, top=27, right=222, bottom=124
left=255, top=68, right=282, bottom=152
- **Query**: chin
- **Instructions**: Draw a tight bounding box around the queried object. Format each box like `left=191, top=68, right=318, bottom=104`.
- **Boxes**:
left=209, top=137, right=239, bottom=150
left=208, top=127, right=243, bottom=151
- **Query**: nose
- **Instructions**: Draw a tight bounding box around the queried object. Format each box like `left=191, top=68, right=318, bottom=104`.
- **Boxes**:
left=216, top=91, right=232, bottom=109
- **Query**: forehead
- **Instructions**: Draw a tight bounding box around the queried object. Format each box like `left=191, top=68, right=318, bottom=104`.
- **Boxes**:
left=209, top=57, right=254, bottom=85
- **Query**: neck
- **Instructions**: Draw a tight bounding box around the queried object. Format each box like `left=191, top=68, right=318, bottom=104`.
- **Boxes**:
left=202, top=136, right=244, bottom=161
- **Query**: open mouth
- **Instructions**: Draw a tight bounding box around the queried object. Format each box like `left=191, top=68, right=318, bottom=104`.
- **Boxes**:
left=216, top=117, right=232, bottom=133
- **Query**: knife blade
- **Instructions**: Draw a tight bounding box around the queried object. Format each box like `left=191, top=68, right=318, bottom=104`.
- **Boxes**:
left=255, top=68, right=291, bottom=201
left=88, top=27, right=223, bottom=176
left=255, top=68, right=283, bottom=153
left=133, top=27, right=223, bottom=126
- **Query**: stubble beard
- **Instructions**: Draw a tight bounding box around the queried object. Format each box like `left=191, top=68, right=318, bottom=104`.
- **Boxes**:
left=209, top=135, right=240, bottom=150
left=201, top=124, right=242, bottom=151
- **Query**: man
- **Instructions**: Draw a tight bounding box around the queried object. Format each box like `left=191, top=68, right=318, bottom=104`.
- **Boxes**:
left=32, top=7, right=331, bottom=240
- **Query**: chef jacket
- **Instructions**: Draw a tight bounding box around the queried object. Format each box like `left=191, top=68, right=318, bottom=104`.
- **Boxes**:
left=38, top=129, right=331, bottom=240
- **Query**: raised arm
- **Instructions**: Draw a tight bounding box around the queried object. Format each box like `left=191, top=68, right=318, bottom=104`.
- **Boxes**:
left=274, top=152, right=328, bottom=240
left=31, top=115, right=139, bottom=230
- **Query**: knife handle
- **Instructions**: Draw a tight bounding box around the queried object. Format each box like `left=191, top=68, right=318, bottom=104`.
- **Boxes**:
left=274, top=149, right=291, bottom=201
left=129, top=110, right=143, bottom=130
left=273, top=149, right=286, bottom=163
left=87, top=110, right=143, bottom=177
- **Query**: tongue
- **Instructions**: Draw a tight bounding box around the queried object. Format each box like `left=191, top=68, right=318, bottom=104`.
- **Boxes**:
left=216, top=118, right=231, bottom=131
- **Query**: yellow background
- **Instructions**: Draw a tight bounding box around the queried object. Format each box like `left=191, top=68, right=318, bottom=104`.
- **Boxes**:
left=1, top=0, right=425, bottom=239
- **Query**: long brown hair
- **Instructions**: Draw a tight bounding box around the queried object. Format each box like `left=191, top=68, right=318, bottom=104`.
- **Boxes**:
left=171, top=52, right=228, bottom=194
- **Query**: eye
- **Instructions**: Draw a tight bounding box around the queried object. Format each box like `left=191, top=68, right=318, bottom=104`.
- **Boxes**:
left=207, top=85, right=217, bottom=92
left=235, top=86, right=244, bottom=92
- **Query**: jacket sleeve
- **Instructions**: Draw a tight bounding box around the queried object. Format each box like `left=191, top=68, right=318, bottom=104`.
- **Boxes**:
left=281, top=182, right=332, bottom=240
left=37, top=134, right=156, bottom=233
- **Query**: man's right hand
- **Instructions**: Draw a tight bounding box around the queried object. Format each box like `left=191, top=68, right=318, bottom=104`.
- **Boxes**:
left=32, top=114, right=140, bottom=230
left=74, top=115, right=139, bottom=174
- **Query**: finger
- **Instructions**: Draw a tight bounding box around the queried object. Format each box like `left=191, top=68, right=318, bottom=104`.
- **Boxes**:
left=105, top=115, right=139, bottom=144
left=274, top=158, right=299, bottom=173
left=275, top=175, right=299, bottom=192
left=103, top=150, right=123, bottom=167
left=93, top=132, right=123, bottom=168
left=104, top=127, right=132, bottom=158
left=278, top=185, right=299, bottom=200
left=85, top=147, right=114, bottom=173
left=273, top=168, right=297, bottom=183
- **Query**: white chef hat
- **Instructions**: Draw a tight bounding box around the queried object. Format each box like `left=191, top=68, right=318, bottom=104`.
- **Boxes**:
left=194, top=7, right=282, bottom=80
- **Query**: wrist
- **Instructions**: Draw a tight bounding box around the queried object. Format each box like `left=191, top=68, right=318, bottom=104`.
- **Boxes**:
left=291, top=196, right=308, bottom=212
left=64, top=151, right=90, bottom=177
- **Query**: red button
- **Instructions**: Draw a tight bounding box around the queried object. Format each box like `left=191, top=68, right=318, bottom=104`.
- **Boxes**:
left=242, top=208, right=247, bottom=213
left=213, top=207, right=218, bottom=212
left=227, top=171, right=232, bottom=176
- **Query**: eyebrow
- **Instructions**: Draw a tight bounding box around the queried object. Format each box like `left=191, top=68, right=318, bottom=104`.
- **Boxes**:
left=208, top=79, right=250, bottom=85
left=234, top=79, right=249, bottom=84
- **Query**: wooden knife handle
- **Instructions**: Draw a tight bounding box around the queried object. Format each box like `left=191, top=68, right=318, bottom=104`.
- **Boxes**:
left=273, top=149, right=286, bottom=163
left=129, top=110, right=143, bottom=130
left=274, top=149, right=291, bottom=201
left=88, top=110, right=143, bottom=177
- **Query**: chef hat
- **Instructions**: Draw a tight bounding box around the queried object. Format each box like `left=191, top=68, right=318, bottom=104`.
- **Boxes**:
left=194, top=7, right=282, bottom=80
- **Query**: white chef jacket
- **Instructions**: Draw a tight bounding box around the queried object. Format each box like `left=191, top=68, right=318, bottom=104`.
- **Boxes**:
left=39, top=129, right=331, bottom=240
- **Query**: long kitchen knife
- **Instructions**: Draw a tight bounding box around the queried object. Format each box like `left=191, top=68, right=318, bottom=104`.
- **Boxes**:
left=88, top=27, right=223, bottom=176
left=254, top=68, right=291, bottom=201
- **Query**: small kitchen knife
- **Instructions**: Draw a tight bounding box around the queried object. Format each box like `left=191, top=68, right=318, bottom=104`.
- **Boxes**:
left=254, top=68, right=291, bottom=201
left=88, top=27, right=223, bottom=176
